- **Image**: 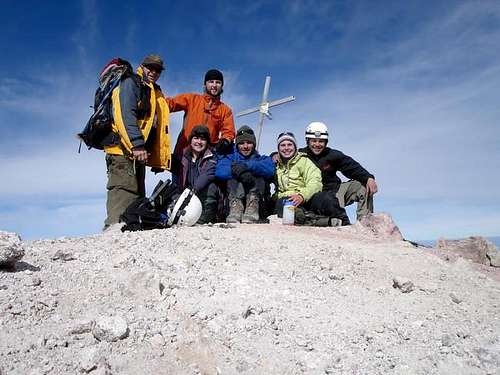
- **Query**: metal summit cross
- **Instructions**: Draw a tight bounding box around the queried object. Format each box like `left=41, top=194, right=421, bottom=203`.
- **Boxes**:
left=236, top=76, right=295, bottom=150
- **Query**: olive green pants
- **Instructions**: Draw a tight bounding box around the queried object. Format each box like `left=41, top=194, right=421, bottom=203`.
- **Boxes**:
left=104, top=154, right=145, bottom=228
left=335, top=180, right=373, bottom=220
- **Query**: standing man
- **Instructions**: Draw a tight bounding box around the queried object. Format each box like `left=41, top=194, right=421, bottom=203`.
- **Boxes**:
left=215, top=126, right=275, bottom=223
left=103, top=54, right=171, bottom=229
left=299, top=122, right=378, bottom=222
left=167, top=69, right=235, bottom=161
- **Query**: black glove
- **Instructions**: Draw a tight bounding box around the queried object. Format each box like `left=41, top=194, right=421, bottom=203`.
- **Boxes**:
left=239, top=171, right=255, bottom=187
left=215, top=138, right=231, bottom=154
left=151, top=167, right=164, bottom=174
left=231, top=162, right=248, bottom=178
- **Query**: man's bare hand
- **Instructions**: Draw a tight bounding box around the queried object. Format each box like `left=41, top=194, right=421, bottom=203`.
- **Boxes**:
left=366, top=177, right=378, bottom=196
left=132, top=148, right=148, bottom=162
left=288, top=194, right=304, bottom=207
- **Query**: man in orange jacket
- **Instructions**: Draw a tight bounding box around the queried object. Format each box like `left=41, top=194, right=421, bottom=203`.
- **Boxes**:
left=167, top=69, right=235, bottom=162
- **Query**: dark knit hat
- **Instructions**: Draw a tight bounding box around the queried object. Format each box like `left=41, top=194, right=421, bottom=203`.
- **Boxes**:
left=204, top=69, right=224, bottom=85
left=189, top=125, right=210, bottom=141
left=141, top=54, right=165, bottom=71
left=236, top=125, right=256, bottom=145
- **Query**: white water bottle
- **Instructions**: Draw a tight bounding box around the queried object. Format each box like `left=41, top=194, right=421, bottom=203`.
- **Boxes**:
left=282, top=200, right=295, bottom=225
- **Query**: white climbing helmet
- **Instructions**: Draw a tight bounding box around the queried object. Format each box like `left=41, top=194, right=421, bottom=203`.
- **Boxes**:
left=305, top=122, right=329, bottom=140
left=167, top=189, right=202, bottom=227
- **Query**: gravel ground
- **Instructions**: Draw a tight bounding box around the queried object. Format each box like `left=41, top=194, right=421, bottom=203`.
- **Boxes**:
left=0, top=217, right=499, bottom=375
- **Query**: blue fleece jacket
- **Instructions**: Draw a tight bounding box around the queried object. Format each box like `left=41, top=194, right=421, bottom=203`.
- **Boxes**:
left=215, top=145, right=275, bottom=180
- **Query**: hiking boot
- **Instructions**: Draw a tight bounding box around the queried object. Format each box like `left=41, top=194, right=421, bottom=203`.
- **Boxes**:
left=294, top=207, right=307, bottom=225
left=241, top=193, right=260, bottom=224
left=329, top=218, right=343, bottom=227
left=314, top=217, right=331, bottom=227
left=226, top=198, right=244, bottom=223
left=197, top=199, right=218, bottom=224
left=339, top=211, right=351, bottom=226
left=294, top=208, right=341, bottom=227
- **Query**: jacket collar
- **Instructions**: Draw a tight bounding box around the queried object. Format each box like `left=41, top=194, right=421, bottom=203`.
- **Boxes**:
left=203, top=93, right=221, bottom=104
left=182, top=145, right=213, bottom=161
left=136, top=66, right=160, bottom=90
left=233, top=144, right=259, bottom=159
left=278, top=151, right=303, bottom=168
left=302, top=146, right=330, bottom=160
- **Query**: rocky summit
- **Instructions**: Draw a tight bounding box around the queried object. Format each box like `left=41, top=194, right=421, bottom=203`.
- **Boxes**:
left=0, top=214, right=499, bottom=375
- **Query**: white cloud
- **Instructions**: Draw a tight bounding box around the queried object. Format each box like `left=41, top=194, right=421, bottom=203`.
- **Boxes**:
left=72, top=0, right=99, bottom=68
left=3, top=1, right=500, bottom=241
left=0, top=199, right=105, bottom=240
left=236, top=2, right=500, bottom=239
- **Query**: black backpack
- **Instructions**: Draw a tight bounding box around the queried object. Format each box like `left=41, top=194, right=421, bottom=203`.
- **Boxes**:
left=78, top=58, right=135, bottom=151
left=120, top=180, right=180, bottom=232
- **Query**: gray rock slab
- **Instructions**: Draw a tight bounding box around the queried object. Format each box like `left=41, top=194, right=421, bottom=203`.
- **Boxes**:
left=356, top=213, right=404, bottom=241
left=436, top=236, right=498, bottom=266
left=486, top=250, right=500, bottom=267
left=0, top=231, right=25, bottom=267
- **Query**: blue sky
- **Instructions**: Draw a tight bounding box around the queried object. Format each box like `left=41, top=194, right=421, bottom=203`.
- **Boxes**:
left=1, top=0, right=499, bottom=241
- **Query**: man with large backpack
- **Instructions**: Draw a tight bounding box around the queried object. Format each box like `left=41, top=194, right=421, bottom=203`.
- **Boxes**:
left=102, top=54, right=171, bottom=229
left=299, top=122, right=378, bottom=222
left=167, top=69, right=235, bottom=162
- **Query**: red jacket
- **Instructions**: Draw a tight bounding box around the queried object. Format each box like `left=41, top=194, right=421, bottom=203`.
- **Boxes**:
left=168, top=93, right=235, bottom=156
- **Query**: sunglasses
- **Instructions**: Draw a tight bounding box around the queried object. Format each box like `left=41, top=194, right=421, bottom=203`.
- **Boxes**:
left=278, top=131, right=295, bottom=138
left=144, top=64, right=163, bottom=74
left=237, top=128, right=254, bottom=136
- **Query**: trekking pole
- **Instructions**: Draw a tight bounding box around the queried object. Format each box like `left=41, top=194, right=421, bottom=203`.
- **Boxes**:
left=149, top=180, right=170, bottom=207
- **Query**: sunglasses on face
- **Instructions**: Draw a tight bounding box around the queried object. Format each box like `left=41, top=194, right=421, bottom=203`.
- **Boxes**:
left=144, top=64, right=162, bottom=74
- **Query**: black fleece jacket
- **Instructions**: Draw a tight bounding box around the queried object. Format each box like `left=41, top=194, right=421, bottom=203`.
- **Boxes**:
left=299, top=146, right=374, bottom=193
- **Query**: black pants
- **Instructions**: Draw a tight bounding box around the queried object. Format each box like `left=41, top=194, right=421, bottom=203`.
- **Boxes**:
left=193, top=182, right=221, bottom=223
left=276, top=191, right=350, bottom=225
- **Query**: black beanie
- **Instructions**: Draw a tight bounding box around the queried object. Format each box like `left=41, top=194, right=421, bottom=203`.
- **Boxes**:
left=204, top=69, right=224, bottom=85
left=189, top=125, right=210, bottom=142
left=236, top=125, right=256, bottom=145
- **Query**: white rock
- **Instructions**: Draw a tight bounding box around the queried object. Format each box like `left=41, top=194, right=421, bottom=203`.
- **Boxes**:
left=69, top=320, right=95, bottom=335
left=51, top=249, right=76, bottom=261
left=392, top=277, right=415, bottom=293
left=24, top=276, right=42, bottom=287
left=0, top=231, right=25, bottom=267
left=92, top=316, right=129, bottom=342
left=356, top=213, right=404, bottom=241
left=487, top=250, right=500, bottom=267
left=441, top=333, right=454, bottom=347
left=79, top=346, right=100, bottom=372
left=150, top=334, right=166, bottom=348
left=449, top=292, right=462, bottom=304
left=93, top=363, right=113, bottom=375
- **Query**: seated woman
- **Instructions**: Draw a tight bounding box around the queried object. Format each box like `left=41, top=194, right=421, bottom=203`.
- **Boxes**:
left=215, top=125, right=275, bottom=223
left=274, top=132, right=349, bottom=226
left=176, top=125, right=218, bottom=224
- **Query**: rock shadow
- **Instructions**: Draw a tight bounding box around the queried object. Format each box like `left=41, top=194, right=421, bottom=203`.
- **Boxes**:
left=0, top=261, right=40, bottom=273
